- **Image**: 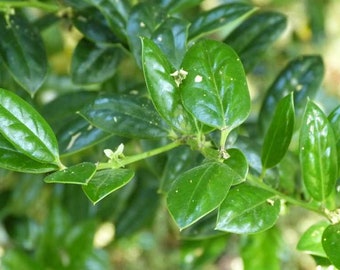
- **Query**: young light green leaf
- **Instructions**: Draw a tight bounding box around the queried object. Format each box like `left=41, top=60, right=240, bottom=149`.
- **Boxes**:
left=328, top=105, right=340, bottom=177
left=0, top=12, right=47, bottom=96
left=299, top=101, right=338, bottom=202
left=216, top=184, right=280, bottom=234
left=82, top=169, right=134, bottom=204
left=44, top=162, right=96, bottom=185
left=181, top=39, right=250, bottom=130
left=224, top=11, right=287, bottom=72
left=188, top=3, right=256, bottom=40
left=71, top=39, right=125, bottom=84
left=262, top=93, right=295, bottom=169
left=141, top=37, right=195, bottom=134
left=167, top=162, right=236, bottom=230
left=259, top=55, right=324, bottom=132
left=79, top=94, right=169, bottom=139
left=297, top=221, right=329, bottom=257
left=0, top=89, right=61, bottom=167
left=322, top=223, right=340, bottom=268
left=0, top=133, right=59, bottom=173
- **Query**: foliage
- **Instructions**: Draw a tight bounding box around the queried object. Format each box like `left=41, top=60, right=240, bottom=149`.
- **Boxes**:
left=0, top=0, right=339, bottom=269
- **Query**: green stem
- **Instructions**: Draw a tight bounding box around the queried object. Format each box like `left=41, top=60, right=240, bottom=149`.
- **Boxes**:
left=0, top=1, right=60, bottom=12
left=96, top=140, right=182, bottom=170
left=247, top=174, right=328, bottom=218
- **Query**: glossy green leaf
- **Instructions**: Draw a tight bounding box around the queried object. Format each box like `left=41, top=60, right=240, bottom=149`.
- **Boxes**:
left=79, top=94, right=169, bottom=139
left=0, top=133, right=59, bottom=173
left=0, top=89, right=61, bottom=167
left=44, top=162, right=96, bottom=185
left=181, top=39, right=250, bottom=130
left=328, top=105, right=340, bottom=177
left=223, top=148, right=248, bottom=185
left=167, top=162, right=236, bottom=230
left=71, top=39, right=125, bottom=84
left=127, top=3, right=165, bottom=66
left=299, top=101, right=338, bottom=201
left=141, top=37, right=195, bottom=133
left=0, top=12, right=47, bottom=96
left=151, top=17, right=189, bottom=69
left=297, top=221, right=329, bottom=257
left=73, top=7, right=117, bottom=43
left=216, top=184, right=280, bottom=234
left=259, top=55, right=324, bottom=132
left=188, top=3, right=256, bottom=40
left=161, top=0, right=203, bottom=14
left=57, top=117, right=112, bottom=156
left=322, top=223, right=340, bottom=268
left=225, top=11, right=287, bottom=72
left=82, top=169, right=134, bottom=204
left=84, top=0, right=130, bottom=41
left=262, top=93, right=295, bottom=169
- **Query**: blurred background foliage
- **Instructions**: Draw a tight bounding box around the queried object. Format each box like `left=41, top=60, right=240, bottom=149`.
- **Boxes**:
left=0, top=0, right=339, bottom=269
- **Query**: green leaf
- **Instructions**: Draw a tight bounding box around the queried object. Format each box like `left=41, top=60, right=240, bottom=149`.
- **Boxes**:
left=181, top=39, right=250, bottom=130
left=322, top=223, right=340, bottom=268
left=167, top=162, right=236, bottom=230
left=223, top=148, right=248, bottom=185
left=141, top=37, right=195, bottom=133
left=216, top=184, right=280, bottom=234
left=151, top=17, right=189, bottom=69
left=127, top=3, right=165, bottom=66
left=299, top=101, right=338, bottom=201
left=2, top=249, right=44, bottom=270
left=79, top=94, right=169, bottom=139
left=0, top=133, right=59, bottom=173
left=161, top=0, right=203, bottom=14
left=82, top=169, right=134, bottom=204
left=328, top=105, right=340, bottom=177
left=188, top=3, right=256, bottom=40
left=259, top=55, right=324, bottom=132
left=262, top=93, right=295, bottom=169
left=0, top=89, right=61, bottom=168
left=44, top=162, right=97, bottom=185
left=297, top=221, right=329, bottom=257
left=71, top=39, right=125, bottom=84
left=0, top=12, right=47, bottom=96
left=73, top=7, right=118, bottom=43
left=224, top=11, right=287, bottom=72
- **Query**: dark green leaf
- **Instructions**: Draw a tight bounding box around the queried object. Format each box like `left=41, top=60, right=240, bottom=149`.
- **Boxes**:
left=328, top=105, right=340, bottom=177
left=262, top=93, right=295, bottom=169
left=73, top=7, right=118, bottom=43
left=161, top=0, right=203, bottom=14
left=188, top=3, right=256, bottom=40
left=141, top=37, right=195, bottom=133
left=167, top=162, right=236, bottom=230
left=216, top=184, right=280, bottom=234
left=127, top=3, right=165, bottom=66
left=0, top=89, right=61, bottom=168
left=44, top=162, right=96, bottom=185
left=224, top=148, right=248, bottom=185
left=322, top=223, right=340, bottom=268
left=181, top=39, right=250, bottom=130
left=0, top=133, right=59, bottom=173
left=84, top=0, right=130, bottom=41
left=225, top=11, right=287, bottom=72
left=83, top=169, right=134, bottom=204
left=151, top=17, right=189, bottom=69
left=299, top=101, right=338, bottom=201
left=0, top=12, right=47, bottom=96
left=259, top=55, right=324, bottom=132
left=57, top=117, right=112, bottom=156
left=71, top=39, right=125, bottom=84
left=297, top=221, right=329, bottom=257
left=79, top=94, right=169, bottom=139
